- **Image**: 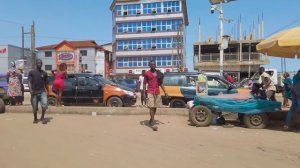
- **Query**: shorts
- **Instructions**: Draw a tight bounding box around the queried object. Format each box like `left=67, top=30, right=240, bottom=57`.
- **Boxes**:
left=146, top=94, right=161, bottom=108
left=31, top=91, right=48, bottom=112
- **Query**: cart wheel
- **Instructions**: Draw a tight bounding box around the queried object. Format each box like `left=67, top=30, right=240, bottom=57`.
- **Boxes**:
left=190, top=105, right=212, bottom=127
left=243, top=113, right=268, bottom=129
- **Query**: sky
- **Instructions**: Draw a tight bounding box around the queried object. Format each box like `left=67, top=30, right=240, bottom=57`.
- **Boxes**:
left=1, top=0, right=300, bottom=73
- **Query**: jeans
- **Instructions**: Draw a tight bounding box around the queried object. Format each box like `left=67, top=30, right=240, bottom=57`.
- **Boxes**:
left=31, top=92, right=48, bottom=112
left=285, top=93, right=300, bottom=127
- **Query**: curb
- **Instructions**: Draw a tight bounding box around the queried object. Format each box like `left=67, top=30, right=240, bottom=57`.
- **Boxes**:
left=5, top=105, right=189, bottom=116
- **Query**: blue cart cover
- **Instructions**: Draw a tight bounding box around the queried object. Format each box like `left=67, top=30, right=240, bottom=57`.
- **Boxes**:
left=193, top=93, right=281, bottom=114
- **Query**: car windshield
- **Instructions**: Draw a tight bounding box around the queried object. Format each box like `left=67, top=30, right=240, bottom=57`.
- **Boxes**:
left=94, top=76, right=116, bottom=85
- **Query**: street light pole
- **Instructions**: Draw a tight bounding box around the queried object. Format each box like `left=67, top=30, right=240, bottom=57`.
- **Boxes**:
left=209, top=0, right=236, bottom=76
left=219, top=4, right=224, bottom=76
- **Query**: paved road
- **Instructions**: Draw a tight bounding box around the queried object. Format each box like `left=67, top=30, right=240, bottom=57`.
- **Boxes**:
left=1, top=113, right=300, bottom=168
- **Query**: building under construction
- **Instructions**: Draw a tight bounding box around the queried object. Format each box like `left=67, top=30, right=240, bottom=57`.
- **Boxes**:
left=194, top=13, right=269, bottom=81
left=193, top=39, right=269, bottom=81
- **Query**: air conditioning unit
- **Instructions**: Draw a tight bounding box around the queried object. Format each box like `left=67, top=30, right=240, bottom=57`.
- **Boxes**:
left=137, top=27, right=142, bottom=32
left=124, top=45, right=129, bottom=50
left=151, top=44, right=157, bottom=49
left=166, top=25, right=172, bottom=31
left=123, top=28, right=128, bottom=33
left=136, top=9, right=141, bottom=15
left=123, top=10, right=128, bottom=16
left=137, top=45, right=142, bottom=50
left=151, top=26, right=157, bottom=32
left=151, top=8, right=157, bottom=14
left=167, top=7, right=172, bottom=13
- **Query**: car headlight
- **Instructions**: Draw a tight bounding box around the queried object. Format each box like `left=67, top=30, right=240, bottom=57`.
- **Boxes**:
left=124, top=90, right=134, bottom=96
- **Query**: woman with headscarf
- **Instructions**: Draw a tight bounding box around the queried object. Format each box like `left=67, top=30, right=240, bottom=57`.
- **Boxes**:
left=7, top=68, right=23, bottom=105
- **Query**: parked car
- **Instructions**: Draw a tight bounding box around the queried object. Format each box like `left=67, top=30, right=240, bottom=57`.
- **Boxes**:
left=114, top=78, right=138, bottom=91
left=47, top=73, right=137, bottom=107
left=0, top=73, right=11, bottom=105
left=160, top=72, right=238, bottom=108
left=0, top=86, right=6, bottom=113
left=0, top=73, right=8, bottom=92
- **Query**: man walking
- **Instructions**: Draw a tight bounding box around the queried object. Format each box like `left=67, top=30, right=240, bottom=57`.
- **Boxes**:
left=258, top=67, right=276, bottom=101
left=138, top=70, right=147, bottom=106
left=28, top=59, right=49, bottom=124
left=143, top=60, right=168, bottom=131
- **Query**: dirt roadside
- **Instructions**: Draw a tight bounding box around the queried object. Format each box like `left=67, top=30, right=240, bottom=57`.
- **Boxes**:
left=0, top=113, right=300, bottom=168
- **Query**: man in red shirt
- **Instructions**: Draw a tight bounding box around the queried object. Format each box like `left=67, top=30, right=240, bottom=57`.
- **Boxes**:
left=143, top=60, right=168, bottom=131
left=224, top=72, right=234, bottom=84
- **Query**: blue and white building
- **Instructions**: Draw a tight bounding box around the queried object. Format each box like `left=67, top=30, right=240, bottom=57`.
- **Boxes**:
left=110, top=0, right=188, bottom=77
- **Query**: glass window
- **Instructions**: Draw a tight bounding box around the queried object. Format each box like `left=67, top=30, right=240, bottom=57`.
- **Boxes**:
left=45, top=51, right=52, bottom=57
left=45, top=65, right=52, bottom=71
left=80, top=50, right=87, bottom=56
left=116, top=5, right=122, bottom=16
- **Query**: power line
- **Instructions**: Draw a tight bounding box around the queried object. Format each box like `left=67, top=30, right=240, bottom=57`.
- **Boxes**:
left=266, top=17, right=300, bottom=37
left=0, top=19, right=29, bottom=26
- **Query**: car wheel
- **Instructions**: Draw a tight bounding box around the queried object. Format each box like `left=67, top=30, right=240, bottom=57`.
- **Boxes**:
left=107, top=97, right=123, bottom=107
left=190, top=105, right=212, bottom=127
left=243, top=113, right=268, bottom=129
left=0, top=98, right=5, bottom=113
left=170, top=99, right=186, bottom=108
left=48, top=97, right=56, bottom=106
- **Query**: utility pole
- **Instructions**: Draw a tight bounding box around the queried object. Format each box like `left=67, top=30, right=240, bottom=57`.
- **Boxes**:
left=31, top=21, right=36, bottom=69
left=22, top=26, right=25, bottom=59
left=176, top=23, right=184, bottom=72
left=21, top=21, right=35, bottom=70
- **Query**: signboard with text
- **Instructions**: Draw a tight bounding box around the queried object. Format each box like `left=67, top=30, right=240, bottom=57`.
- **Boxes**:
left=57, top=52, right=74, bottom=62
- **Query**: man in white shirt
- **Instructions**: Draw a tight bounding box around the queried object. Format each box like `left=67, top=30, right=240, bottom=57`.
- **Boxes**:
left=138, top=70, right=147, bottom=106
left=258, top=67, right=276, bottom=101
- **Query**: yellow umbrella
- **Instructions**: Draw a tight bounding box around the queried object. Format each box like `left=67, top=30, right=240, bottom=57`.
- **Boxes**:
left=256, top=26, right=300, bottom=58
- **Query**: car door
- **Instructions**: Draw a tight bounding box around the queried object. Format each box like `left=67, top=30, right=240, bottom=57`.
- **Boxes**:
left=77, top=76, right=102, bottom=104
left=207, top=77, right=229, bottom=95
left=180, top=75, right=197, bottom=101
left=62, top=75, right=77, bottom=104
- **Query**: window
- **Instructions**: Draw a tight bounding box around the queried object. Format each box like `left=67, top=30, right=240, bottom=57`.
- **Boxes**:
left=143, top=2, right=162, bottom=14
left=207, top=77, right=227, bottom=89
left=116, top=5, right=122, bottom=16
left=45, top=51, right=52, bottom=57
left=64, top=76, right=76, bottom=87
left=116, top=56, right=179, bottom=68
left=80, top=50, right=87, bottom=56
left=117, top=38, right=176, bottom=51
left=163, top=75, right=186, bottom=86
left=82, top=64, right=88, bottom=70
left=163, top=1, right=180, bottom=13
left=45, top=65, right=52, bottom=71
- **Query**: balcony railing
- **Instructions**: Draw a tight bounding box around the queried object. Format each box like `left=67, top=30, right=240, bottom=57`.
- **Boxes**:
left=197, top=53, right=266, bottom=62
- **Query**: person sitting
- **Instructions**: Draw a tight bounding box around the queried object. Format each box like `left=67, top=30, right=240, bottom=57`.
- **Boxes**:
left=251, top=83, right=267, bottom=100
